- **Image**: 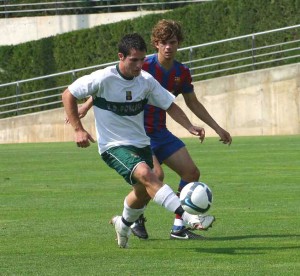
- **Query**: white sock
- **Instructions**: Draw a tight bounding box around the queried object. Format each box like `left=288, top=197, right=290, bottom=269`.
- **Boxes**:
left=122, top=197, right=146, bottom=223
left=173, top=218, right=184, bottom=228
left=153, top=184, right=181, bottom=213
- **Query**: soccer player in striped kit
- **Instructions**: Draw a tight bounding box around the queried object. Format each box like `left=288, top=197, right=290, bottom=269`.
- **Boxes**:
left=131, top=20, right=232, bottom=240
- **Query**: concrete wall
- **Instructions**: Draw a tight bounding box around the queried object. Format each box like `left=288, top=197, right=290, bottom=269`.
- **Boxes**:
left=0, top=11, right=165, bottom=46
left=168, top=62, right=300, bottom=138
left=0, top=63, right=299, bottom=144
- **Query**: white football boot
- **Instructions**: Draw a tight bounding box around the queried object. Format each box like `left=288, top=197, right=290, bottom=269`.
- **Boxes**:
left=110, top=216, right=131, bottom=248
left=181, top=213, right=215, bottom=230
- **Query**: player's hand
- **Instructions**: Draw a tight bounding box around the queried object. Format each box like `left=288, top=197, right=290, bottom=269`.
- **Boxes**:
left=75, top=130, right=96, bottom=148
left=188, top=126, right=205, bottom=143
left=217, top=128, right=232, bottom=145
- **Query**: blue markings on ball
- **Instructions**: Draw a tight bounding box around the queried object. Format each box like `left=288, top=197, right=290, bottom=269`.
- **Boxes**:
left=206, top=187, right=213, bottom=203
left=182, top=197, right=210, bottom=213
left=180, top=181, right=212, bottom=214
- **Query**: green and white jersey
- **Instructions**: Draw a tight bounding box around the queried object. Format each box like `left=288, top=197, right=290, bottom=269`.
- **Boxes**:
left=68, top=65, right=175, bottom=154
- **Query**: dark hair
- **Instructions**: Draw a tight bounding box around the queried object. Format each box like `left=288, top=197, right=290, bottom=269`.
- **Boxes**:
left=151, top=19, right=183, bottom=48
left=118, top=33, right=147, bottom=57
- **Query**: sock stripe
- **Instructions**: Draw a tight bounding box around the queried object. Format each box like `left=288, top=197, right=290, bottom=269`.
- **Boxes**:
left=121, top=216, right=133, bottom=227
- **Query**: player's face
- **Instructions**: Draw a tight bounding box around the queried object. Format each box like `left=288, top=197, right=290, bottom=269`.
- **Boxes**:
left=155, top=36, right=179, bottom=61
left=118, top=49, right=146, bottom=78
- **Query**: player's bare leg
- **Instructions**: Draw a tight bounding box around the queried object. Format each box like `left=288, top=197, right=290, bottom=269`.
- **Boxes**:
left=131, top=155, right=163, bottom=239
left=113, top=162, right=209, bottom=246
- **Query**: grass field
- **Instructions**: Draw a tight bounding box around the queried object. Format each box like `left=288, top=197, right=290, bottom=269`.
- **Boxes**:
left=1, top=135, right=299, bottom=275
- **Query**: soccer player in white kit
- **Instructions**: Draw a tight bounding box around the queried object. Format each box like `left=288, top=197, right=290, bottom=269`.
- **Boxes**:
left=62, top=33, right=209, bottom=248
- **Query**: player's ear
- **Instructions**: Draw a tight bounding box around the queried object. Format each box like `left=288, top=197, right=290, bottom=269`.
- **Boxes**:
left=118, top=53, right=125, bottom=61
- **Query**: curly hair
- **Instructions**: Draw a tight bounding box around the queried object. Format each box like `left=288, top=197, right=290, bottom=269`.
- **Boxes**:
left=150, top=19, right=184, bottom=49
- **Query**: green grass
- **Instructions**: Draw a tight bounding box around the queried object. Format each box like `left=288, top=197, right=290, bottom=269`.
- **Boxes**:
left=1, top=135, right=299, bottom=275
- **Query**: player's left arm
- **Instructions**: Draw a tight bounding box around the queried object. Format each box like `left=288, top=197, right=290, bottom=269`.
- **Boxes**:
left=65, top=96, right=93, bottom=124
left=166, top=102, right=205, bottom=143
left=183, top=92, right=232, bottom=145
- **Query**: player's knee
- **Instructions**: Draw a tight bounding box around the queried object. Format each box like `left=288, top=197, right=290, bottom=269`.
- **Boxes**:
left=135, top=165, right=160, bottom=186
left=192, top=167, right=200, bottom=180
left=134, top=163, right=152, bottom=180
left=182, top=166, right=200, bottom=182
left=140, top=167, right=153, bottom=181
left=194, top=167, right=200, bottom=179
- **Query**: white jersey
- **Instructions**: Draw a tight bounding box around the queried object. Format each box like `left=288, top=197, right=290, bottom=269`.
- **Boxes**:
left=68, top=65, right=175, bottom=154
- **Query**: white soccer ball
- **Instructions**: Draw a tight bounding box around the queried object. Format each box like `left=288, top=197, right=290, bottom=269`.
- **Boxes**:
left=180, top=182, right=213, bottom=215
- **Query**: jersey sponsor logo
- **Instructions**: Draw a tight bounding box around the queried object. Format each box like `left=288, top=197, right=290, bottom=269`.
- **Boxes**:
left=93, top=97, right=148, bottom=116
left=173, top=76, right=182, bottom=96
left=174, top=76, right=181, bottom=85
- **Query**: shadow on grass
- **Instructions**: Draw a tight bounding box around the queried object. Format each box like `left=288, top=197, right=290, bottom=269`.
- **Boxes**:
left=192, top=234, right=300, bottom=255
left=134, top=234, right=300, bottom=255
left=135, top=234, right=300, bottom=243
left=207, top=234, right=300, bottom=241
left=195, top=246, right=300, bottom=255
left=194, top=245, right=300, bottom=255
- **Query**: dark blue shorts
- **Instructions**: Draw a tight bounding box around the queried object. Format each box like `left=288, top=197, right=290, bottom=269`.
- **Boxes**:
left=149, top=129, right=185, bottom=164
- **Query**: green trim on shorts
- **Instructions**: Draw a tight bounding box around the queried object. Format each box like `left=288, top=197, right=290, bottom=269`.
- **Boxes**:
left=101, top=145, right=153, bottom=185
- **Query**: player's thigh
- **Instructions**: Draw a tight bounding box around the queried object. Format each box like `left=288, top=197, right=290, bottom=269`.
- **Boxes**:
left=163, top=146, right=200, bottom=181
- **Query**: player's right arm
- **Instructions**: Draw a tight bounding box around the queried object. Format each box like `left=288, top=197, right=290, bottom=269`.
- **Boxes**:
left=62, top=88, right=95, bottom=147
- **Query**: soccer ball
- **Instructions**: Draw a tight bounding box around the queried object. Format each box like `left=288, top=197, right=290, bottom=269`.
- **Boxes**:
left=180, top=182, right=213, bottom=215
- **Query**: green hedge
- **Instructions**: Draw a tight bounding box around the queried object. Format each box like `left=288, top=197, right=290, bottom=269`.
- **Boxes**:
left=0, top=0, right=299, bottom=116
left=0, top=0, right=188, bottom=18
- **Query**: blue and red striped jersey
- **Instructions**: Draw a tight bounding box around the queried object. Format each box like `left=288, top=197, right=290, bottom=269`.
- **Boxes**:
left=143, top=54, right=194, bottom=135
